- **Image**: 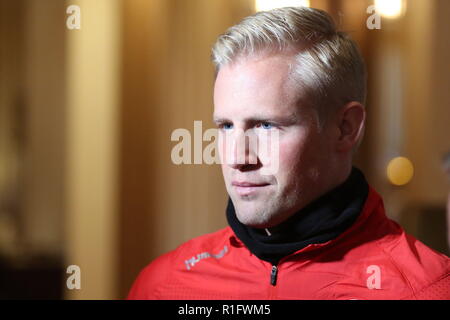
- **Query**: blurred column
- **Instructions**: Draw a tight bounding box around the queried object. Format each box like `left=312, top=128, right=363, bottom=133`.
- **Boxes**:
left=65, top=0, right=121, bottom=299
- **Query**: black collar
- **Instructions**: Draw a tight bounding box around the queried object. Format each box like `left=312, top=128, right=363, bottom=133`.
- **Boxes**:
left=226, top=167, right=369, bottom=265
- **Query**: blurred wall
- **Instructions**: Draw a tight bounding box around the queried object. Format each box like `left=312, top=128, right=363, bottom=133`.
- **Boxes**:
left=0, top=0, right=26, bottom=255
left=365, top=0, right=450, bottom=216
left=0, top=0, right=67, bottom=257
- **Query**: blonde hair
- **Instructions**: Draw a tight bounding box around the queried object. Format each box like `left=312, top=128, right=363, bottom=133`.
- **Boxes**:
left=211, top=7, right=366, bottom=126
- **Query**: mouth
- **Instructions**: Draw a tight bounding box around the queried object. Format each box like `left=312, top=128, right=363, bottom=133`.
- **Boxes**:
left=231, top=181, right=271, bottom=196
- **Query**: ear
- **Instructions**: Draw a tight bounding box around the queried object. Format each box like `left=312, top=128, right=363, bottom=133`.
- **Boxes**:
left=335, top=102, right=366, bottom=152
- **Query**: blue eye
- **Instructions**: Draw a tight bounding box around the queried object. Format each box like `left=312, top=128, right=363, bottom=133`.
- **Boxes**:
left=222, top=123, right=233, bottom=130
left=261, top=122, right=273, bottom=129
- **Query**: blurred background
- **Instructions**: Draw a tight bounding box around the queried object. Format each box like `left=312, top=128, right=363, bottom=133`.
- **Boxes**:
left=0, top=0, right=449, bottom=299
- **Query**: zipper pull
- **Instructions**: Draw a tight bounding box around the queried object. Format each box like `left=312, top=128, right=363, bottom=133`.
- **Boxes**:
left=270, top=265, right=278, bottom=286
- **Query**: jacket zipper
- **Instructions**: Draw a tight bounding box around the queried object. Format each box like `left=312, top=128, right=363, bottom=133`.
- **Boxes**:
left=270, top=265, right=278, bottom=286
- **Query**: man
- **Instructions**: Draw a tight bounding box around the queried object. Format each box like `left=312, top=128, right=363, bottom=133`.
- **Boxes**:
left=128, top=7, right=449, bottom=300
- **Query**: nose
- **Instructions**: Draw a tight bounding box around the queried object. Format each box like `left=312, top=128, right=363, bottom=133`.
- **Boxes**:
left=222, top=129, right=260, bottom=171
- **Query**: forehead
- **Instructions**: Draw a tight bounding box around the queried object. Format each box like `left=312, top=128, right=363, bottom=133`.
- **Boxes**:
left=213, top=54, right=304, bottom=120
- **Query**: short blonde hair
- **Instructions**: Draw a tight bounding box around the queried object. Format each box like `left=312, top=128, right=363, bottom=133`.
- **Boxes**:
left=211, top=7, right=366, bottom=126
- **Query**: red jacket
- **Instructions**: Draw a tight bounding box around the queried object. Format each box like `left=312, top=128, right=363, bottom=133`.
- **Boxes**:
left=128, top=187, right=450, bottom=300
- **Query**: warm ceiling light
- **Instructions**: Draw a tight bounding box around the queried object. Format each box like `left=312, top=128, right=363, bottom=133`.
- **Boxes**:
left=255, top=0, right=310, bottom=12
left=374, top=0, right=406, bottom=19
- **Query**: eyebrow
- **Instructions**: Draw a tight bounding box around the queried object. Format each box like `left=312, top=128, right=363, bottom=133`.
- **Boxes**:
left=213, top=113, right=298, bottom=125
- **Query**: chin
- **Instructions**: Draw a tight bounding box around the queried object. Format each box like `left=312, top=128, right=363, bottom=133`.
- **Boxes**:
left=235, top=210, right=274, bottom=229
left=233, top=197, right=279, bottom=227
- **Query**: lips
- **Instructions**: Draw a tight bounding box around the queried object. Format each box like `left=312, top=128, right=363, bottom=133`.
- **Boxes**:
left=232, top=181, right=269, bottom=187
left=232, top=181, right=270, bottom=196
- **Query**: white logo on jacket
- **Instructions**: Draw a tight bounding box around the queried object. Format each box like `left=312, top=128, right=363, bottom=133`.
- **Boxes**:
left=184, top=245, right=228, bottom=270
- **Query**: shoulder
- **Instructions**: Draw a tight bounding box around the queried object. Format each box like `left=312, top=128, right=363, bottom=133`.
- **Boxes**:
left=346, top=188, right=449, bottom=299
left=376, top=227, right=450, bottom=299
left=331, top=198, right=449, bottom=300
left=127, top=227, right=232, bottom=300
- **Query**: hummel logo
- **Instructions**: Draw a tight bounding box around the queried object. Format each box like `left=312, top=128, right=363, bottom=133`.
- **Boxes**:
left=184, top=245, right=228, bottom=270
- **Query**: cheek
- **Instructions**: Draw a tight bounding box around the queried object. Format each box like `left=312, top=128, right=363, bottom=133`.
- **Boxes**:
left=276, top=131, right=324, bottom=175
left=277, top=144, right=298, bottom=169
left=220, top=163, right=229, bottom=177
left=277, top=134, right=308, bottom=168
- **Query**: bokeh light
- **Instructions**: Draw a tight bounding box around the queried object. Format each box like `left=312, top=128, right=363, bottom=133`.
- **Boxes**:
left=387, top=157, right=414, bottom=186
left=374, top=0, right=406, bottom=19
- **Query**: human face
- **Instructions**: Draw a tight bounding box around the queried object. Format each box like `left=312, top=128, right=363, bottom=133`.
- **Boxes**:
left=213, top=54, right=336, bottom=229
